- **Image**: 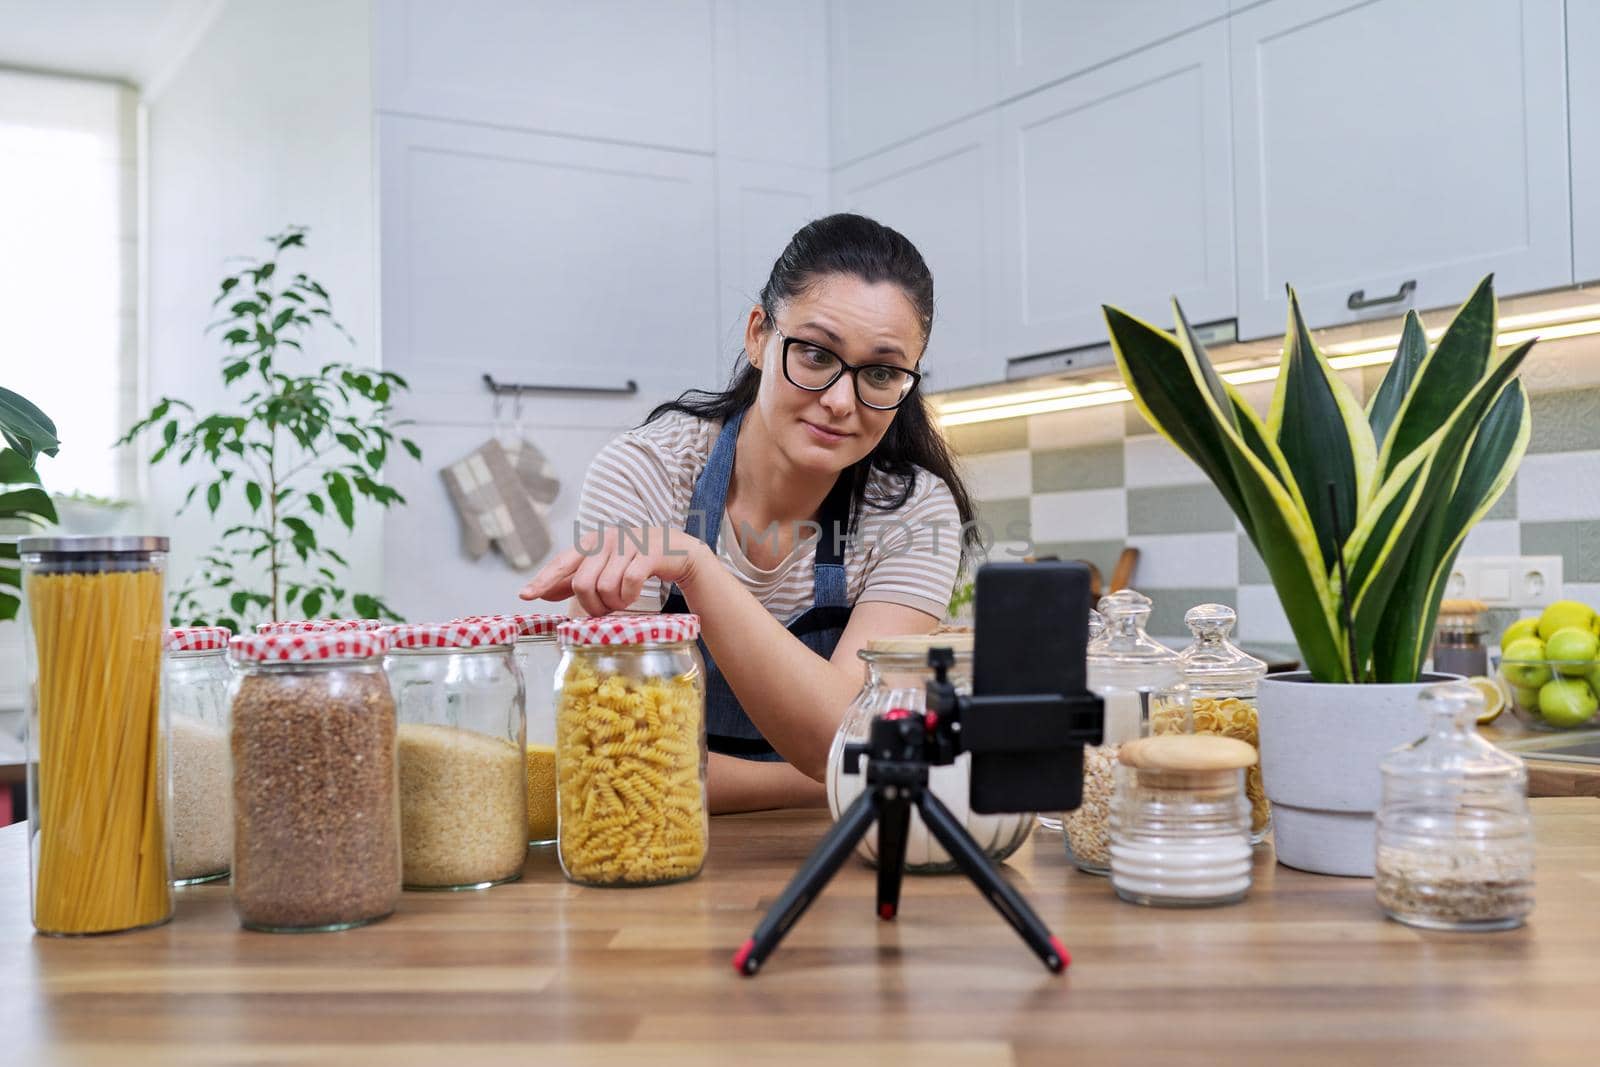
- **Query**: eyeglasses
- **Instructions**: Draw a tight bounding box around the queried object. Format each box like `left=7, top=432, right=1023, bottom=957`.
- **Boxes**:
left=776, top=330, right=921, bottom=411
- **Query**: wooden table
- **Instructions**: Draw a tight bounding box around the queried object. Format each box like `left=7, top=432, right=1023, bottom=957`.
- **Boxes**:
left=1482, top=721, right=1600, bottom=798
left=3, top=801, right=1598, bottom=1066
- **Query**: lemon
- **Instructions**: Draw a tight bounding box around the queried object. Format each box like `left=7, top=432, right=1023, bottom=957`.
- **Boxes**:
left=1466, top=676, right=1506, bottom=724
left=1499, top=617, right=1539, bottom=650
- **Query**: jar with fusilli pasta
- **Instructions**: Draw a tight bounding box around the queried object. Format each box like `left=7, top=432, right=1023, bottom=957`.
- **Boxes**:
left=554, top=614, right=708, bottom=887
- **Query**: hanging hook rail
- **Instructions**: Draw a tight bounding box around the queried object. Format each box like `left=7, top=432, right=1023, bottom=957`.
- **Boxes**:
left=482, top=373, right=638, bottom=397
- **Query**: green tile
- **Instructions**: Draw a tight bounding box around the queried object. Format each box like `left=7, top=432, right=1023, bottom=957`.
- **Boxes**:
left=1124, top=404, right=1157, bottom=437
left=1237, top=536, right=1271, bottom=585
left=1031, top=442, right=1125, bottom=493
left=1144, top=588, right=1235, bottom=638
left=1127, top=484, right=1235, bottom=535
left=1483, top=475, right=1517, bottom=521
left=1030, top=539, right=1126, bottom=582
left=975, top=497, right=1031, bottom=546
left=944, top=418, right=1028, bottom=455
left=1528, top=389, right=1600, bottom=454
left=1521, top=520, right=1600, bottom=582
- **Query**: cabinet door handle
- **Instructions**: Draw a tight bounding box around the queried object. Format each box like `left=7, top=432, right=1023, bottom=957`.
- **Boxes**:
left=1347, top=279, right=1416, bottom=311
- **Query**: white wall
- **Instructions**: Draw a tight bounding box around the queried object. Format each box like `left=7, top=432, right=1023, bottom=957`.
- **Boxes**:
left=142, top=0, right=379, bottom=620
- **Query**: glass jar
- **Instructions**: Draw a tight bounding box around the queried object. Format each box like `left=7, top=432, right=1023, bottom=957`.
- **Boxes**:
left=229, top=630, right=401, bottom=932
left=554, top=613, right=708, bottom=887
left=1175, top=604, right=1271, bottom=844
left=1110, top=734, right=1255, bottom=907
left=255, top=618, right=385, bottom=634
left=21, top=535, right=172, bottom=936
left=1061, top=589, right=1188, bottom=874
left=1432, top=598, right=1488, bottom=679
left=164, top=626, right=234, bottom=885
left=387, top=619, right=528, bottom=890
left=825, top=633, right=1034, bottom=873
left=459, top=613, right=563, bottom=846
left=1376, top=682, right=1535, bottom=931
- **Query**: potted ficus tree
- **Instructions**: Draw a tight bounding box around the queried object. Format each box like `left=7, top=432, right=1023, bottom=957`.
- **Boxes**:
left=1104, top=276, right=1532, bottom=876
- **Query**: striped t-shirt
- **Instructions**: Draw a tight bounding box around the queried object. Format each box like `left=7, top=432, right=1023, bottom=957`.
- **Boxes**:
left=575, top=410, right=962, bottom=620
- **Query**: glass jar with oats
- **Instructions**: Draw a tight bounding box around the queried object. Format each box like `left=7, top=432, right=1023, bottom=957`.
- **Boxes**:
left=1172, top=604, right=1270, bottom=844
left=553, top=614, right=708, bottom=887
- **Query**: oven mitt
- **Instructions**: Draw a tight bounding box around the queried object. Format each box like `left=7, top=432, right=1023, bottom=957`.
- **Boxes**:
left=501, top=436, right=561, bottom=506
left=440, top=439, right=552, bottom=570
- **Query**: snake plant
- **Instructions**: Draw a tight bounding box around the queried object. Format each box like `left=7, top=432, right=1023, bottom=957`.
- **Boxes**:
left=1103, top=276, right=1532, bottom=684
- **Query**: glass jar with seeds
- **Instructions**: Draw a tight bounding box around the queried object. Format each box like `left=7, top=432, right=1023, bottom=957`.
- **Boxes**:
left=1067, top=589, right=1188, bottom=875
left=163, top=626, right=234, bottom=885
left=228, top=629, right=401, bottom=933
left=386, top=619, right=528, bottom=890
left=1376, top=682, right=1535, bottom=932
left=1171, top=604, right=1271, bottom=843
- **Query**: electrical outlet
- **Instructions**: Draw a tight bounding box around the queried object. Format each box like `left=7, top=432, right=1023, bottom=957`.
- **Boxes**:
left=1450, top=556, right=1564, bottom=608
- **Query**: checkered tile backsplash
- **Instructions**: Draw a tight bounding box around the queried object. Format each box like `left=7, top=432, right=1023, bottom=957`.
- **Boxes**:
left=945, top=365, right=1600, bottom=661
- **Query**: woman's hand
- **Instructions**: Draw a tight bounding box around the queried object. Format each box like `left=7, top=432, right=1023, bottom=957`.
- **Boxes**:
left=519, top=524, right=709, bottom=616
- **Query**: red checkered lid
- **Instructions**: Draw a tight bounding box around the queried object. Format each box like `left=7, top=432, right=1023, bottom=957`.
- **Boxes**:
left=557, top=613, right=701, bottom=646
left=387, top=617, right=519, bottom=649
left=164, top=626, right=231, bottom=653
left=229, top=629, right=389, bottom=664
left=456, top=613, right=563, bottom=638
left=255, top=619, right=385, bottom=634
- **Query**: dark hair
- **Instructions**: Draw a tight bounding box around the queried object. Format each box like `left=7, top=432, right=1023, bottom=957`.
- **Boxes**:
left=647, top=213, right=979, bottom=559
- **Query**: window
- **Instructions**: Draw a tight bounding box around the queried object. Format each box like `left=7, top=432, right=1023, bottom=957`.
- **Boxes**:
left=0, top=70, right=138, bottom=499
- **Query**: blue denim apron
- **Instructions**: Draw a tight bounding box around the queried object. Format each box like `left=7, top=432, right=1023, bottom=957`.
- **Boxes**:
left=660, top=410, right=854, bottom=762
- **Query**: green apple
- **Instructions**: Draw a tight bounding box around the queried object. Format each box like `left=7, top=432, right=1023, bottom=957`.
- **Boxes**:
left=1511, top=684, right=1542, bottom=710
left=1500, top=636, right=1551, bottom=689
left=1544, top=626, right=1599, bottom=674
left=1500, top=617, right=1541, bottom=651
left=1538, top=600, right=1596, bottom=641
left=1538, top=678, right=1600, bottom=728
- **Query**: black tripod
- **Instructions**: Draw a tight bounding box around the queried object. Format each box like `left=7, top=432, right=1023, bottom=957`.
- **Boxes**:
left=734, top=651, right=1096, bottom=977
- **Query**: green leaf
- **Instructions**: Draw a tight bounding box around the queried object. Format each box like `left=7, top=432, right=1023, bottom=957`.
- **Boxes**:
left=1366, top=312, right=1428, bottom=450
left=230, top=300, right=264, bottom=317
left=230, top=591, right=250, bottom=615
left=223, top=361, right=251, bottom=384
left=401, top=439, right=421, bottom=461
left=0, top=386, right=60, bottom=460
left=301, top=590, right=324, bottom=618
left=215, top=276, right=241, bottom=304
left=206, top=482, right=221, bottom=514
left=245, top=481, right=262, bottom=512
left=0, top=591, right=18, bottom=623
left=0, top=487, right=57, bottom=525
left=306, top=492, right=325, bottom=515
left=0, top=449, right=40, bottom=485
left=272, top=308, right=295, bottom=330
left=326, top=471, right=354, bottom=529
left=336, top=432, right=363, bottom=455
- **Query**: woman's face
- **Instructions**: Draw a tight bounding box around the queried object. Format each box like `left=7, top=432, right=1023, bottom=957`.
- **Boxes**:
left=744, top=274, right=925, bottom=477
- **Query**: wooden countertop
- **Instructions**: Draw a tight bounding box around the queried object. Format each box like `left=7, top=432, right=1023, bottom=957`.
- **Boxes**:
left=1482, top=720, right=1600, bottom=797
left=3, top=800, right=1598, bottom=1066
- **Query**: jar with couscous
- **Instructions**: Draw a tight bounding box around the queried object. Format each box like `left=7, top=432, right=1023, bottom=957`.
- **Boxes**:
left=1172, top=604, right=1270, bottom=843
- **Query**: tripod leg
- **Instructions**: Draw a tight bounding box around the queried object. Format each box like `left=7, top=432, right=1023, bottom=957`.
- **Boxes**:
left=918, top=791, right=1069, bottom=974
left=874, top=792, right=912, bottom=920
left=735, top=789, right=879, bottom=976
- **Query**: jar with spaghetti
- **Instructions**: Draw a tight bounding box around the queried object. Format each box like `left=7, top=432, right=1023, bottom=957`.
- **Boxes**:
left=1172, top=604, right=1271, bottom=844
left=826, top=633, right=1034, bottom=873
left=229, top=630, right=401, bottom=932
left=163, top=626, right=234, bottom=885
left=21, top=535, right=172, bottom=936
left=1067, top=589, right=1188, bottom=875
left=386, top=619, right=527, bottom=890
left=554, top=614, right=708, bottom=887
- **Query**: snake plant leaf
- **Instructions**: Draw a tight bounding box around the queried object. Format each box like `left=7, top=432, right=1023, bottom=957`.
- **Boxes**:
left=1105, top=304, right=1346, bottom=680
left=1369, top=342, right=1534, bottom=679
left=1267, top=289, right=1377, bottom=569
left=1366, top=311, right=1428, bottom=449
left=0, top=386, right=60, bottom=463
left=1376, top=275, right=1496, bottom=479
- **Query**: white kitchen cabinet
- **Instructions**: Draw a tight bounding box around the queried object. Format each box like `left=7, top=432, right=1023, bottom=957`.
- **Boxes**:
left=714, top=0, right=829, bottom=166
left=993, top=0, right=1227, bottom=100
left=833, top=113, right=1004, bottom=393
left=375, top=0, right=716, bottom=152
left=1230, top=0, right=1571, bottom=339
left=1571, top=0, right=1600, bottom=283
left=997, top=23, right=1234, bottom=356
left=378, top=115, right=720, bottom=414
left=828, top=0, right=997, bottom=166
left=715, top=157, right=830, bottom=354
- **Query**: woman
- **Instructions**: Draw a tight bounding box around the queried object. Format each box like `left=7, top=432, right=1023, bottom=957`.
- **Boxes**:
left=520, top=213, right=978, bottom=813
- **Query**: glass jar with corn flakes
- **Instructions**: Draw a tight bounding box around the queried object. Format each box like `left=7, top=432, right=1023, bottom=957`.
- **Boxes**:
left=1173, top=604, right=1271, bottom=844
left=553, top=614, right=708, bottom=887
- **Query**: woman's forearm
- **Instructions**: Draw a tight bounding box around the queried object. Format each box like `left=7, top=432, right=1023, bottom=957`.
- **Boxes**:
left=707, top=752, right=827, bottom=814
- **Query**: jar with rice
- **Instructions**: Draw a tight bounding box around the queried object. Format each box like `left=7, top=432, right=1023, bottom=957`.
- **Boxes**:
left=163, top=626, right=234, bottom=885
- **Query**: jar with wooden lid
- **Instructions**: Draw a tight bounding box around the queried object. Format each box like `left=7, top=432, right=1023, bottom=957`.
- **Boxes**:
left=163, top=626, right=234, bottom=885
left=228, top=629, right=401, bottom=932
left=1173, top=604, right=1271, bottom=844
left=386, top=619, right=528, bottom=890
left=1110, top=734, right=1256, bottom=907
left=1376, top=682, right=1534, bottom=931
left=826, top=632, right=1035, bottom=873
left=554, top=613, right=708, bottom=887
left=1432, top=599, right=1488, bottom=679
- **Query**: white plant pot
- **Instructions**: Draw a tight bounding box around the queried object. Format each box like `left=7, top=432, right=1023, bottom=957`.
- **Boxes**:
left=1257, top=672, right=1454, bottom=877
